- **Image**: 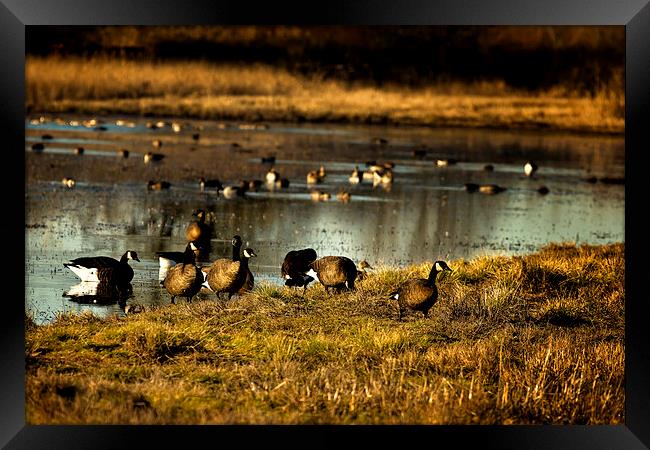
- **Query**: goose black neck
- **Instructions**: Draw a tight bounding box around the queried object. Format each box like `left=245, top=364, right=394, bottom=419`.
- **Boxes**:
left=182, top=245, right=197, bottom=265
left=427, top=265, right=440, bottom=284
left=120, top=252, right=129, bottom=264
left=232, top=242, right=242, bottom=261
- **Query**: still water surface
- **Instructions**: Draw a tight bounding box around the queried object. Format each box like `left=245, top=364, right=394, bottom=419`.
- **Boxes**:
left=25, top=117, right=624, bottom=324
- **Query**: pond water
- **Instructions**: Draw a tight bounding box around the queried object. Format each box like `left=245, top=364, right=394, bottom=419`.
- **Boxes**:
left=25, top=116, right=624, bottom=324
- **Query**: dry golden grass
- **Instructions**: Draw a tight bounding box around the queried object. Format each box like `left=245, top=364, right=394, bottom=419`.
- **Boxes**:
left=26, top=243, right=624, bottom=425
left=26, top=56, right=624, bottom=134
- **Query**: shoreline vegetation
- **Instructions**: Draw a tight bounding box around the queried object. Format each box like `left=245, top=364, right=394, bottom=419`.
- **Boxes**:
left=26, top=56, right=624, bottom=135
left=26, top=243, right=624, bottom=425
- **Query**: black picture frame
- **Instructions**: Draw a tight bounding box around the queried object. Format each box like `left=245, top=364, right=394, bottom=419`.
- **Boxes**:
left=4, top=1, right=648, bottom=448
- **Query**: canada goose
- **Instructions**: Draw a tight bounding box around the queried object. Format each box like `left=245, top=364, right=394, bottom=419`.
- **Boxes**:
left=483, top=164, right=494, bottom=172
left=318, top=165, right=327, bottom=178
left=41, top=134, right=53, bottom=140
left=201, top=235, right=243, bottom=289
left=306, top=170, right=321, bottom=184
left=356, top=260, right=373, bottom=281
left=155, top=121, right=167, bottom=129
left=156, top=241, right=202, bottom=281
left=247, top=179, right=263, bottom=191
left=147, top=180, right=171, bottom=190
left=152, top=139, right=163, bottom=148
left=227, top=235, right=254, bottom=293
left=413, top=148, right=427, bottom=158
left=144, top=152, right=165, bottom=164
left=524, top=161, right=538, bottom=177
left=464, top=183, right=480, bottom=193
left=584, top=176, right=598, bottom=184
left=117, top=148, right=130, bottom=158
left=371, top=137, right=388, bottom=145
left=163, top=242, right=204, bottom=304
left=391, top=260, right=452, bottom=319
left=273, top=178, right=290, bottom=189
left=261, top=156, right=276, bottom=164
left=306, top=256, right=357, bottom=294
left=537, top=186, right=550, bottom=195
left=206, top=247, right=257, bottom=300
left=231, top=142, right=241, bottom=148
left=198, top=177, right=223, bottom=192
left=478, top=184, right=506, bottom=195
left=185, top=209, right=211, bottom=247
left=281, top=248, right=318, bottom=294
left=372, top=169, right=393, bottom=187
left=337, top=191, right=351, bottom=203
left=435, top=159, right=457, bottom=167
left=146, top=121, right=158, bottom=129
left=310, top=191, right=331, bottom=202
left=64, top=250, right=139, bottom=284
left=171, top=122, right=182, bottom=133
left=62, top=177, right=76, bottom=188
left=349, top=166, right=362, bottom=184
left=266, top=168, right=280, bottom=184
left=192, top=133, right=200, bottom=141
left=74, top=147, right=84, bottom=155
left=222, top=185, right=247, bottom=199
left=31, top=143, right=44, bottom=152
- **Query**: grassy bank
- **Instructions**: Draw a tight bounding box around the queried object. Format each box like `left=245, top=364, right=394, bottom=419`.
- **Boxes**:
left=26, top=57, right=624, bottom=135
left=25, top=243, right=624, bottom=424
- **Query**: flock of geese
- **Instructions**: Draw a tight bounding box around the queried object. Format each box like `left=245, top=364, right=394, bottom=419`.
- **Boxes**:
left=62, top=207, right=451, bottom=319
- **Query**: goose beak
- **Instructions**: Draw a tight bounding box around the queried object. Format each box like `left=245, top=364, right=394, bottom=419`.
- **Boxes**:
left=134, top=257, right=140, bottom=262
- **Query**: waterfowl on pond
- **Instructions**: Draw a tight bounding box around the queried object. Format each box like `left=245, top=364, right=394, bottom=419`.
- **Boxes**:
left=144, top=152, right=165, bottom=164
left=318, top=165, right=327, bottom=179
left=205, top=247, right=257, bottom=300
left=64, top=251, right=140, bottom=284
left=336, top=191, right=351, bottom=203
left=147, top=180, right=171, bottom=190
left=265, top=167, right=280, bottom=184
left=227, top=235, right=254, bottom=293
left=391, top=260, right=452, bottom=319
left=372, top=169, right=393, bottom=187
left=307, top=170, right=321, bottom=184
left=246, top=179, right=263, bottom=191
left=275, top=178, right=290, bottom=189
left=478, top=184, right=506, bottom=195
left=163, top=242, right=204, bottom=304
left=192, top=133, right=200, bottom=141
left=435, top=159, right=457, bottom=167
left=356, top=260, right=373, bottom=281
left=198, top=177, right=223, bottom=192
left=74, top=147, right=84, bottom=155
left=371, top=137, right=388, bottom=145
left=117, top=148, right=129, bottom=158
left=156, top=241, right=202, bottom=281
left=152, top=139, right=163, bottom=148
left=185, top=209, right=211, bottom=248
left=222, top=185, right=247, bottom=199
left=349, top=166, right=362, bottom=184
left=413, top=148, right=427, bottom=158
left=306, top=256, right=358, bottom=294
left=464, top=183, right=480, bottom=193
left=524, top=161, right=538, bottom=177
left=537, top=186, right=550, bottom=195
left=171, top=122, right=182, bottom=133
left=310, top=190, right=331, bottom=202
left=261, top=155, right=276, bottom=164
left=281, top=248, right=318, bottom=294
left=41, top=134, right=53, bottom=140
left=483, top=164, right=494, bottom=172
left=31, top=143, right=45, bottom=152
left=62, top=177, right=76, bottom=189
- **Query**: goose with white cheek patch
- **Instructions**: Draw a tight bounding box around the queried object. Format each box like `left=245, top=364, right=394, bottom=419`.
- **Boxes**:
left=64, top=251, right=140, bottom=285
left=390, top=260, right=452, bottom=319
left=205, top=247, right=257, bottom=300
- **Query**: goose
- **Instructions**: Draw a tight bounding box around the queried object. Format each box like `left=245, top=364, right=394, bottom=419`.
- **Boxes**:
left=336, top=191, right=351, bottom=203
left=318, top=165, right=327, bottom=179
left=144, top=152, right=165, bottom=164
left=310, top=191, right=331, bottom=202
left=117, top=148, right=130, bottom=158
left=483, top=164, right=494, bottom=172
left=306, top=256, right=358, bottom=294
left=537, top=186, right=550, bottom=195
left=222, top=185, right=247, bottom=199
left=247, top=179, right=263, bottom=191
left=349, top=166, right=362, bottom=185
left=261, top=156, right=276, bottom=164
left=152, top=139, right=163, bottom=148
left=356, top=260, right=373, bottom=281
left=228, top=235, right=254, bottom=293
left=185, top=209, right=211, bottom=246
left=391, top=260, right=452, bottom=319
left=201, top=235, right=242, bottom=290
left=192, top=133, right=200, bottom=141
left=198, top=177, right=223, bottom=192
left=281, top=248, right=318, bottom=294
left=478, top=184, right=506, bottom=195
left=74, top=147, right=84, bottom=155
left=265, top=168, right=280, bottom=184
left=413, top=148, right=427, bottom=159
left=171, top=122, right=182, bottom=133
left=31, top=143, right=45, bottom=152
left=435, top=159, right=457, bottom=167
left=371, top=137, right=388, bottom=145
left=524, top=161, right=538, bottom=177
left=306, top=170, right=321, bottom=184
left=64, top=250, right=139, bottom=284
left=163, top=242, right=204, bottom=304
left=372, top=169, right=393, bottom=187
left=275, top=178, right=290, bottom=188
left=205, top=247, right=257, bottom=300
left=155, top=241, right=202, bottom=281
left=41, top=134, right=53, bottom=140
left=62, top=177, right=76, bottom=189
left=155, top=121, right=167, bottom=129
left=464, top=183, right=480, bottom=193
left=147, top=180, right=171, bottom=190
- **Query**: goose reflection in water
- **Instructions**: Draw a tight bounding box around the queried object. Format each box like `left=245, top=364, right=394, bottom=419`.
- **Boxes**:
left=63, top=281, right=133, bottom=306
